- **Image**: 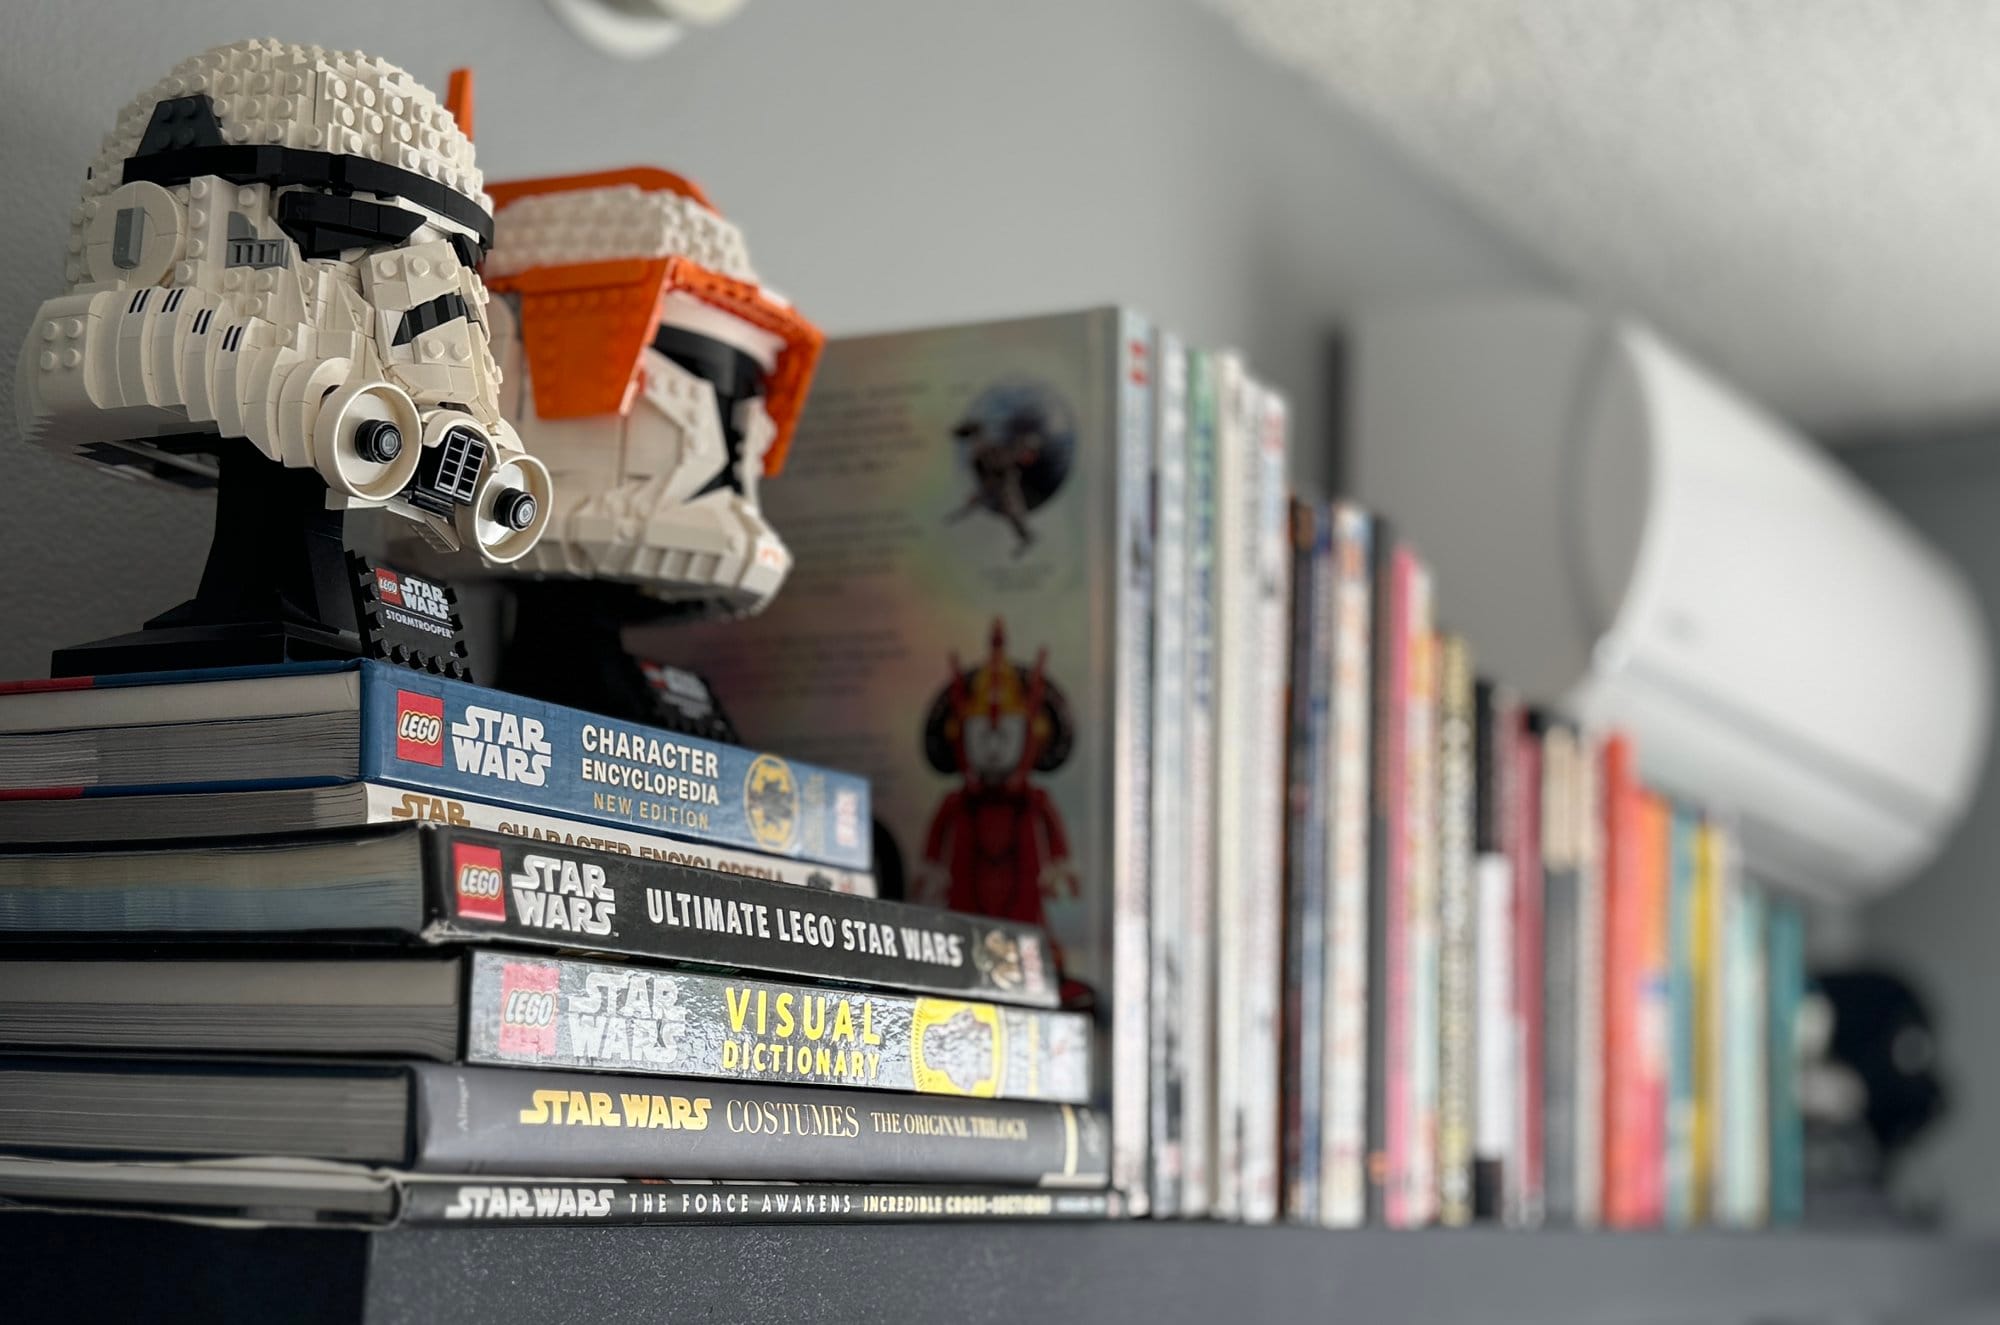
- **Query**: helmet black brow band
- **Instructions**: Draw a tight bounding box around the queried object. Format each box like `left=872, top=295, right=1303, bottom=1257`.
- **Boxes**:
left=275, top=191, right=426, bottom=259
left=122, top=143, right=493, bottom=248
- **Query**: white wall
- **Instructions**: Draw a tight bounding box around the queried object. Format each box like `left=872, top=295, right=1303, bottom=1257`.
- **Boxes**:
left=0, top=0, right=1549, bottom=676
left=1845, top=438, right=2000, bottom=1232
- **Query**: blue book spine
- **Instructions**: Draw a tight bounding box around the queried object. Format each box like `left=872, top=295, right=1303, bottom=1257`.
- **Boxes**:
left=357, top=662, right=871, bottom=871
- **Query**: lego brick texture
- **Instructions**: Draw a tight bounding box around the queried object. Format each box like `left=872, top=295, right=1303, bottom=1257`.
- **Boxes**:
left=0, top=0, right=1548, bottom=678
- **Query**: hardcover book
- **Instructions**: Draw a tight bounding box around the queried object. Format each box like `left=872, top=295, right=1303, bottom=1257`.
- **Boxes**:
left=656, top=307, right=1159, bottom=1209
left=1434, top=633, right=1477, bottom=1227
left=1320, top=503, right=1374, bottom=1229
left=1179, top=350, right=1222, bottom=1219
left=0, top=1157, right=1117, bottom=1229
left=0, top=826, right=1047, bottom=1004
left=1471, top=682, right=1519, bottom=1221
left=1282, top=500, right=1334, bottom=1222
left=0, top=953, right=1092, bottom=1102
left=1149, top=333, right=1191, bottom=1216
left=1538, top=718, right=1581, bottom=1225
left=0, top=1059, right=1108, bottom=1186
left=0, top=782, right=874, bottom=895
left=0, top=661, right=871, bottom=872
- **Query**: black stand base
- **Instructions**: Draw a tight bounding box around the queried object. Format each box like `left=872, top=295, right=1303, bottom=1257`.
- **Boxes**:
left=496, top=580, right=737, bottom=741
left=51, top=443, right=364, bottom=678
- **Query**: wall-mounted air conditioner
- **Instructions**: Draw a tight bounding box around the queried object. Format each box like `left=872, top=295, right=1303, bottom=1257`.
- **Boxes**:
left=1347, top=298, right=1990, bottom=900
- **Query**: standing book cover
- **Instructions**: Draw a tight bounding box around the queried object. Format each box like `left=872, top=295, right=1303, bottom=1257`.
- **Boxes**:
left=665, top=308, right=1158, bottom=1209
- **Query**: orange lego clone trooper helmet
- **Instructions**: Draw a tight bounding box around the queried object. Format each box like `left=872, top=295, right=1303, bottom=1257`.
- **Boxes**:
left=470, top=166, right=823, bottom=617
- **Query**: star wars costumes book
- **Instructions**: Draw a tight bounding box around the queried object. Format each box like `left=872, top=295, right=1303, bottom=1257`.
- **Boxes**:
left=0, top=825, right=1049, bottom=1005
left=662, top=308, right=1160, bottom=1210
left=0, top=1058, right=1108, bottom=1186
left=0, top=953, right=1091, bottom=1102
left=0, top=659, right=870, bottom=872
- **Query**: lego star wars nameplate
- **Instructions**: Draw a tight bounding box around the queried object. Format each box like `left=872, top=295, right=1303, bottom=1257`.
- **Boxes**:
left=356, top=661, right=870, bottom=869
left=426, top=831, right=1057, bottom=1006
left=465, top=951, right=1089, bottom=1103
left=350, top=556, right=473, bottom=679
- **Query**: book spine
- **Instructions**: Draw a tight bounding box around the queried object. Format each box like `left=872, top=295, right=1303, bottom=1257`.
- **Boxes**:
left=1434, top=634, right=1476, bottom=1227
left=1665, top=805, right=1699, bottom=1226
left=463, top=951, right=1092, bottom=1103
left=1320, top=503, right=1374, bottom=1228
left=1110, top=311, right=1157, bottom=1216
left=1282, top=501, right=1332, bottom=1221
left=1149, top=332, right=1190, bottom=1217
left=366, top=785, right=876, bottom=896
left=1401, top=574, right=1438, bottom=1226
left=1539, top=720, right=1580, bottom=1225
left=1238, top=382, right=1291, bottom=1225
left=1693, top=817, right=1723, bottom=1224
left=1180, top=351, right=1221, bottom=1218
left=1506, top=711, right=1544, bottom=1226
left=357, top=661, right=873, bottom=871
left=1471, top=683, right=1516, bottom=1221
left=411, top=1065, right=1111, bottom=1185
left=1601, top=734, right=1644, bottom=1226
left=1364, top=529, right=1408, bottom=1225
left=1573, top=730, right=1605, bottom=1227
left=1209, top=353, right=1253, bottom=1219
left=1767, top=895, right=1806, bottom=1224
left=1719, top=834, right=1769, bottom=1227
left=1636, top=792, right=1673, bottom=1224
left=423, top=828, right=1058, bottom=1006
left=398, top=1179, right=1116, bottom=1226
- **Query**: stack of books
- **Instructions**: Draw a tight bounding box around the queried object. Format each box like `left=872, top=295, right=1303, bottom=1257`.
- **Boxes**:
left=0, top=661, right=1112, bottom=1227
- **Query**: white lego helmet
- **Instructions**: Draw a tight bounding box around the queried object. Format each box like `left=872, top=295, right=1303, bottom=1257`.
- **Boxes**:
left=17, top=39, right=551, bottom=565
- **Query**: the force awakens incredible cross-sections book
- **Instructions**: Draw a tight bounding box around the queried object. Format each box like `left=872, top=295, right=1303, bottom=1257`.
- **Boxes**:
left=664, top=308, right=1159, bottom=1211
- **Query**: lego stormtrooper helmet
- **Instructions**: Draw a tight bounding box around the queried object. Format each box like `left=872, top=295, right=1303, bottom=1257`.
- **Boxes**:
left=472, top=167, right=823, bottom=617
left=16, top=38, right=551, bottom=565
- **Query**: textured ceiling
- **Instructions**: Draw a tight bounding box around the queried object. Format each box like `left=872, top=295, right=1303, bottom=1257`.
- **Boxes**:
left=1200, top=0, right=2000, bottom=437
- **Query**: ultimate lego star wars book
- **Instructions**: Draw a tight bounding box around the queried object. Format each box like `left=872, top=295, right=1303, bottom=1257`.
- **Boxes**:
left=0, top=660, right=870, bottom=873
left=0, top=827, right=1045, bottom=1005
left=0, top=1058, right=1108, bottom=1186
left=0, top=953, right=1091, bottom=1102
left=658, top=307, right=1159, bottom=1210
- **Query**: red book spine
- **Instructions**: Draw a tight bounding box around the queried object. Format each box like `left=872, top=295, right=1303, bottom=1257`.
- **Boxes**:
left=1635, top=792, right=1672, bottom=1225
left=1508, top=714, right=1544, bottom=1225
left=1600, top=734, right=1644, bottom=1226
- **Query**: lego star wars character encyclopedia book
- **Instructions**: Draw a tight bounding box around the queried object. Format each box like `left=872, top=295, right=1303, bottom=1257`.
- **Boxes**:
left=668, top=308, right=1159, bottom=1210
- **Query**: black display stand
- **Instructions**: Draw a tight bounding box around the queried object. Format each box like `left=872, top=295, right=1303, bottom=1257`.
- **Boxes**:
left=7, top=1215, right=1998, bottom=1325
left=51, top=444, right=363, bottom=677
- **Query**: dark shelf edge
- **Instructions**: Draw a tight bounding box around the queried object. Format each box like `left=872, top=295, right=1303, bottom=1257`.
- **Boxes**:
left=5, top=1212, right=1996, bottom=1325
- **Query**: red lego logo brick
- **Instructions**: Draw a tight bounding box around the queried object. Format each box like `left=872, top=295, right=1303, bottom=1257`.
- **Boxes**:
left=395, top=690, right=445, bottom=766
left=376, top=569, right=404, bottom=606
left=452, top=842, right=507, bottom=923
left=498, top=960, right=559, bottom=1058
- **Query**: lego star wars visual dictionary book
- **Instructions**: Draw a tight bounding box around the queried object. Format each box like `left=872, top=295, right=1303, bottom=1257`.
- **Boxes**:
left=661, top=307, right=1158, bottom=1210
